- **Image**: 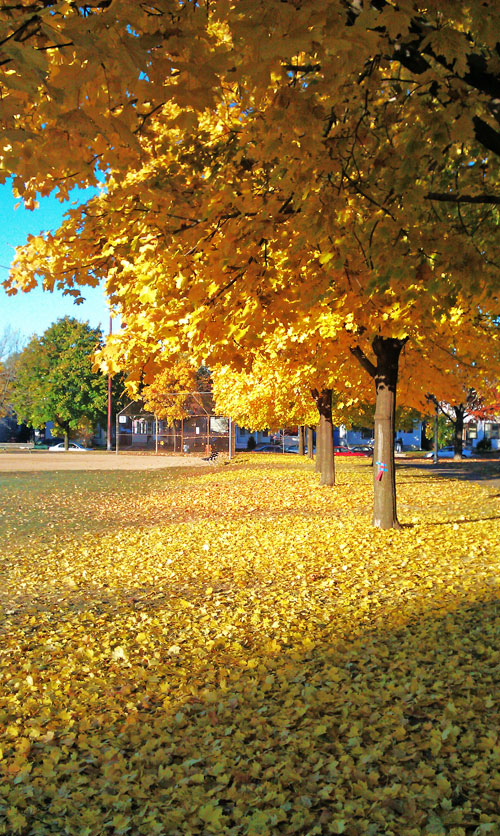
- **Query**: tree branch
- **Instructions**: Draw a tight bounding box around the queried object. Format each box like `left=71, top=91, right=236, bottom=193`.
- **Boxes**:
left=426, top=192, right=500, bottom=204
left=284, top=63, right=321, bottom=74
left=350, top=344, right=377, bottom=379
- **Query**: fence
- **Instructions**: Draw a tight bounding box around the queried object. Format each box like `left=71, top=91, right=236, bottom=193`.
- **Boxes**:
left=115, top=395, right=234, bottom=456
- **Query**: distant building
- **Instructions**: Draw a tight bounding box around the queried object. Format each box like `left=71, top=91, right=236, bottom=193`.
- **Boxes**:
left=465, top=411, right=500, bottom=450
left=117, top=394, right=233, bottom=454
left=339, top=420, right=424, bottom=451
left=0, top=408, right=30, bottom=443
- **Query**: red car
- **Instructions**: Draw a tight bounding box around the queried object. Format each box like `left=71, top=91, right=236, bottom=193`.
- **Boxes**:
left=333, top=446, right=371, bottom=457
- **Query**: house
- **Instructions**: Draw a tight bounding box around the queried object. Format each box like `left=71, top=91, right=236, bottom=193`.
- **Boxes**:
left=464, top=413, right=500, bottom=450
left=0, top=408, right=32, bottom=444
left=234, top=426, right=272, bottom=449
left=338, top=420, right=424, bottom=450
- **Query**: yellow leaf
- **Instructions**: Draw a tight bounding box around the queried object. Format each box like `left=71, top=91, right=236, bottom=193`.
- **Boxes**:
left=199, top=802, right=224, bottom=829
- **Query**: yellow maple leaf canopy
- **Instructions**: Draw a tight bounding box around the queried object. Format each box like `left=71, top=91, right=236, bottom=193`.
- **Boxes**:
left=2, top=1, right=500, bottom=525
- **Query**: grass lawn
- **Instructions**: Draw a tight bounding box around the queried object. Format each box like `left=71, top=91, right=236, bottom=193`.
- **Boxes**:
left=0, top=456, right=499, bottom=836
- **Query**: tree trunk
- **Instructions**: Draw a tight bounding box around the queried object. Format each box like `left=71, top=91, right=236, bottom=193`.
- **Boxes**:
left=319, top=412, right=335, bottom=486
left=307, top=426, right=314, bottom=459
left=372, top=338, right=405, bottom=529
left=351, top=337, right=407, bottom=529
left=312, top=388, right=335, bottom=486
left=298, top=425, right=305, bottom=456
left=315, top=421, right=322, bottom=472
left=453, top=407, right=465, bottom=459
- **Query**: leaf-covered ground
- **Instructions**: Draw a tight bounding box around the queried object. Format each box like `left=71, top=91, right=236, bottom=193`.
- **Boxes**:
left=0, top=457, right=499, bottom=836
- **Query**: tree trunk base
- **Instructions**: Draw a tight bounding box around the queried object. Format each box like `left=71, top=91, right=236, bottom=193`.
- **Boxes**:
left=373, top=517, right=402, bottom=530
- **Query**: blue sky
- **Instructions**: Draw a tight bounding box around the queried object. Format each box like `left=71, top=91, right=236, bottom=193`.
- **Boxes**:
left=0, top=181, right=112, bottom=346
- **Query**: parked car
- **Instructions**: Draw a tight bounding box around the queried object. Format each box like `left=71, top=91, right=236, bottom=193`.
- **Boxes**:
left=35, top=437, right=63, bottom=449
left=425, top=446, right=473, bottom=459
left=253, top=444, right=284, bottom=453
left=334, top=446, right=371, bottom=457
left=49, top=442, right=89, bottom=452
left=348, top=444, right=373, bottom=453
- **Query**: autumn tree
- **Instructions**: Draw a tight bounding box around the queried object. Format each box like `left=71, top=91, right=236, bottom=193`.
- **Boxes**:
left=211, top=315, right=375, bottom=486
left=1, top=2, right=499, bottom=192
left=212, top=361, right=316, bottom=435
left=432, top=389, right=498, bottom=460
left=3, top=2, right=500, bottom=526
left=142, top=359, right=211, bottom=425
left=11, top=317, right=110, bottom=448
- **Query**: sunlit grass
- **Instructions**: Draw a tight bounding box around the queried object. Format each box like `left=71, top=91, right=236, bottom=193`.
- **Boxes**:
left=0, top=458, right=499, bottom=835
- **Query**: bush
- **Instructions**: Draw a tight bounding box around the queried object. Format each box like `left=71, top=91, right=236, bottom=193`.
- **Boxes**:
left=247, top=435, right=256, bottom=450
left=475, top=437, right=491, bottom=451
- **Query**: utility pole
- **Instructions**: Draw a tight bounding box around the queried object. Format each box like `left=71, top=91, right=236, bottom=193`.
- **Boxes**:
left=426, top=394, right=439, bottom=464
left=107, top=313, right=112, bottom=451
left=433, top=400, right=439, bottom=464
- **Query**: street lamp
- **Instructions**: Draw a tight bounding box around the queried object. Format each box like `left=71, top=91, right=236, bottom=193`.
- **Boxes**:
left=106, top=313, right=112, bottom=451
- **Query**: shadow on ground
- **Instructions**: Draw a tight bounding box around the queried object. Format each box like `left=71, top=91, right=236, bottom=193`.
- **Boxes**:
left=1, top=593, right=498, bottom=835
left=399, top=459, right=500, bottom=487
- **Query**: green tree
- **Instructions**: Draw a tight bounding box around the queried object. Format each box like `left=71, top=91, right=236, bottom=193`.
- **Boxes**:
left=425, top=413, right=454, bottom=451
left=11, top=317, right=110, bottom=449
left=0, top=327, right=22, bottom=418
left=3, top=1, right=500, bottom=527
left=428, top=390, right=496, bottom=459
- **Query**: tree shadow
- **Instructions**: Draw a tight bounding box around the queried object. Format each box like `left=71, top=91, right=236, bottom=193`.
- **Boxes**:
left=398, top=460, right=500, bottom=485
left=2, top=586, right=499, bottom=834
left=400, top=515, right=500, bottom=529
left=427, top=514, right=500, bottom=526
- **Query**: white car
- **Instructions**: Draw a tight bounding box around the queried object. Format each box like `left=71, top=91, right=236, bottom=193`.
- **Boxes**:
left=425, top=446, right=473, bottom=459
left=48, top=442, right=89, bottom=452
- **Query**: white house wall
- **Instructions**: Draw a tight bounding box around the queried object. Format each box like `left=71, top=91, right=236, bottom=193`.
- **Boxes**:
left=465, top=415, right=500, bottom=450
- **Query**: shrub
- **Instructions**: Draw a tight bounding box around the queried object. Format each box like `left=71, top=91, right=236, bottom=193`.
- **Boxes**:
left=247, top=435, right=256, bottom=450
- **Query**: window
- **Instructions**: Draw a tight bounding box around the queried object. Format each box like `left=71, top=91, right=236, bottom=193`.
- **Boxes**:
left=466, top=423, right=477, bottom=440
left=484, top=422, right=500, bottom=439
left=133, top=420, right=153, bottom=435
left=210, top=417, right=228, bottom=433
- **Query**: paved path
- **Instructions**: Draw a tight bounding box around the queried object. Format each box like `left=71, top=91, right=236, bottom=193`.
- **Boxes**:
left=0, top=451, right=211, bottom=472
left=399, top=459, right=500, bottom=490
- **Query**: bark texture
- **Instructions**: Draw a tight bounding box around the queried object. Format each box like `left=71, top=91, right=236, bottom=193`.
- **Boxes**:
left=312, top=388, right=335, bottom=486
left=298, top=425, right=305, bottom=456
left=453, top=407, right=465, bottom=459
left=315, top=421, right=322, bottom=473
left=307, top=426, right=314, bottom=459
left=351, top=337, right=407, bottom=529
left=372, top=337, right=406, bottom=529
